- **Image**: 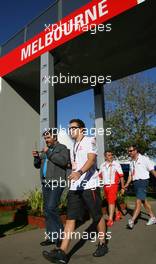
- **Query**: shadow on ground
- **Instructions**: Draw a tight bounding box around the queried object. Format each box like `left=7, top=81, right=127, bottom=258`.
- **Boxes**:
left=0, top=206, right=28, bottom=237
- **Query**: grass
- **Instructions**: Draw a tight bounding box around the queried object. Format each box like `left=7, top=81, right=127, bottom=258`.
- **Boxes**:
left=0, top=210, right=37, bottom=237
left=0, top=211, right=15, bottom=225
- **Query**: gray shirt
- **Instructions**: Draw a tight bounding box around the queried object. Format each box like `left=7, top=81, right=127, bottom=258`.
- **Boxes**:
left=34, top=142, right=70, bottom=184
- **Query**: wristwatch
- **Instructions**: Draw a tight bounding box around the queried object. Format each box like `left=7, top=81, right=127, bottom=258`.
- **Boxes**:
left=77, top=170, right=84, bottom=176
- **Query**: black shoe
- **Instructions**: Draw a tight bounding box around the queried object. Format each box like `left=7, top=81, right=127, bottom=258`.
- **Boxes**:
left=42, top=249, right=68, bottom=264
left=40, top=239, right=54, bottom=246
left=93, top=243, right=108, bottom=257
left=56, top=239, right=62, bottom=248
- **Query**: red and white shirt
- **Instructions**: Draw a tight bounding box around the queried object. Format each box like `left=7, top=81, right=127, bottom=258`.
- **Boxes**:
left=99, top=160, right=124, bottom=185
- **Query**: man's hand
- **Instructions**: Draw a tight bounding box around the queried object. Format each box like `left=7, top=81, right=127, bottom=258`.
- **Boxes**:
left=124, top=184, right=129, bottom=190
left=121, top=188, right=125, bottom=195
left=68, top=171, right=81, bottom=181
left=151, top=169, right=156, bottom=178
left=32, top=150, right=39, bottom=157
left=43, top=147, right=49, bottom=153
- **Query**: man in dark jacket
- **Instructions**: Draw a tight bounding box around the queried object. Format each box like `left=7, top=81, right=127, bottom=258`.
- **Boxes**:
left=32, top=128, right=69, bottom=247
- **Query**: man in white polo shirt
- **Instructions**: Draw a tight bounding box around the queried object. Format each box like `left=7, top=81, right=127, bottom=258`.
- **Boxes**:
left=124, top=145, right=156, bottom=229
left=43, top=119, right=108, bottom=264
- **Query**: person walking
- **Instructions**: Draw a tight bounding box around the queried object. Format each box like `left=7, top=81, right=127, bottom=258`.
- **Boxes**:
left=99, top=150, right=125, bottom=227
left=124, top=145, right=156, bottom=229
left=32, top=128, right=69, bottom=246
left=43, top=119, right=108, bottom=264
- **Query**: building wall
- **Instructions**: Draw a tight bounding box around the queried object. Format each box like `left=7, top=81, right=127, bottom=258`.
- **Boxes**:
left=0, top=77, right=41, bottom=200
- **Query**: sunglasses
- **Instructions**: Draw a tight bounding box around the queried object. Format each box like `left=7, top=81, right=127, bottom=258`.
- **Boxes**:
left=128, top=149, right=136, bottom=153
left=69, top=126, right=80, bottom=130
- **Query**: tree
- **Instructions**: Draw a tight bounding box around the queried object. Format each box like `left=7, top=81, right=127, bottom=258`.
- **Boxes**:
left=104, top=74, right=156, bottom=157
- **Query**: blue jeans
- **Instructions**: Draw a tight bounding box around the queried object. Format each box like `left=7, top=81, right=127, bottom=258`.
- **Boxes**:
left=42, top=184, right=64, bottom=244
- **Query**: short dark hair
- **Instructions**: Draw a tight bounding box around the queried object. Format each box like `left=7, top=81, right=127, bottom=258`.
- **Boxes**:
left=129, top=144, right=139, bottom=152
left=69, top=119, right=85, bottom=128
left=42, top=128, right=58, bottom=139
left=104, top=150, right=113, bottom=155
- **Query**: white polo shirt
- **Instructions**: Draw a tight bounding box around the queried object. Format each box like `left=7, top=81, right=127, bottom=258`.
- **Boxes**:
left=70, top=136, right=99, bottom=190
left=130, top=154, right=155, bottom=181
left=99, top=160, right=123, bottom=185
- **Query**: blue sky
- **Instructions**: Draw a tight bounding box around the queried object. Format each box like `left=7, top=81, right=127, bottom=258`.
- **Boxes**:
left=0, top=0, right=56, bottom=45
left=0, top=0, right=94, bottom=129
left=0, top=0, right=155, bottom=130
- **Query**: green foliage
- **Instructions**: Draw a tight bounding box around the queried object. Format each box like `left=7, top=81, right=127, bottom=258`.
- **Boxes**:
left=26, top=188, right=43, bottom=216
left=90, top=73, right=156, bottom=157
left=25, top=187, right=69, bottom=216
left=105, top=75, right=156, bottom=157
left=0, top=211, right=15, bottom=225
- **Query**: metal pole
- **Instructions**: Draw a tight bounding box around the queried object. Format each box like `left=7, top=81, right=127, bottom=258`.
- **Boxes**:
left=94, top=84, right=106, bottom=168
left=40, top=52, right=57, bottom=148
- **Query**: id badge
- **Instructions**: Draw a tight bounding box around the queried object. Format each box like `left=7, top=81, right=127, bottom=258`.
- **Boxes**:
left=72, top=161, right=77, bottom=171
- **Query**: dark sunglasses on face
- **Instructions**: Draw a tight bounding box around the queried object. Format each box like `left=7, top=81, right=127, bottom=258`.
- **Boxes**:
left=69, top=126, right=80, bottom=130
left=128, top=149, right=136, bottom=153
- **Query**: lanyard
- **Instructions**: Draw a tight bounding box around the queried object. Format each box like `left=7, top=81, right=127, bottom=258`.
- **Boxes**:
left=42, top=146, right=54, bottom=178
left=73, top=136, right=85, bottom=162
left=132, top=156, right=139, bottom=176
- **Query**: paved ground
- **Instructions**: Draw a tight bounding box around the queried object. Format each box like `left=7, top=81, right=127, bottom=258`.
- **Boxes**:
left=0, top=202, right=156, bottom=264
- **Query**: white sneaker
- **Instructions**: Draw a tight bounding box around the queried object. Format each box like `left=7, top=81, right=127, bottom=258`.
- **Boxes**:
left=128, top=219, right=134, bottom=229
left=146, top=217, right=156, bottom=226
